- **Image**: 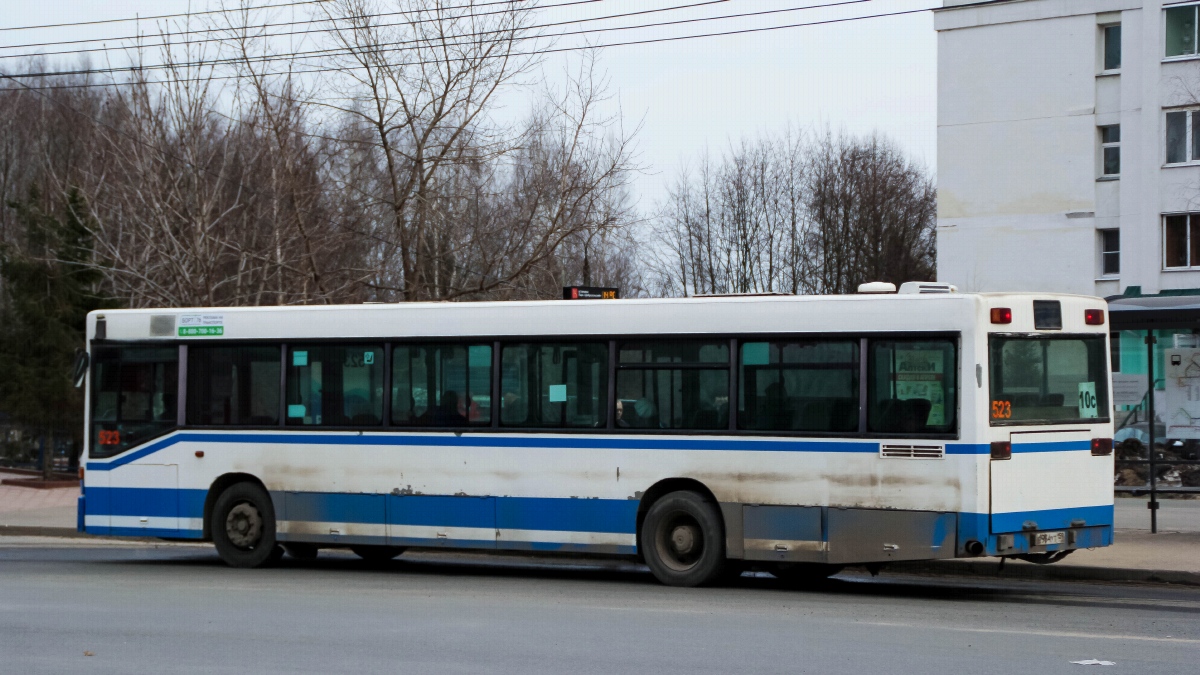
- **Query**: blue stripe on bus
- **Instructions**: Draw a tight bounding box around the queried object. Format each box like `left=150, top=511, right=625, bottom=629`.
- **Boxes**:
left=495, top=497, right=638, bottom=534
left=86, top=487, right=638, bottom=534
left=87, top=433, right=1104, bottom=471
left=87, top=432, right=887, bottom=470
left=84, top=487, right=207, bottom=519
left=1010, top=440, right=1092, bottom=453
left=990, top=504, right=1114, bottom=533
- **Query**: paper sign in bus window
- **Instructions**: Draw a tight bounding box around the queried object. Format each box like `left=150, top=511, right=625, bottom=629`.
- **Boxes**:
left=742, top=342, right=769, bottom=366
left=894, top=349, right=945, bottom=426
left=287, top=404, right=306, bottom=418
left=293, top=351, right=308, bottom=367
left=548, top=384, right=567, bottom=403
left=1077, top=382, right=1098, bottom=418
left=364, top=351, right=374, bottom=365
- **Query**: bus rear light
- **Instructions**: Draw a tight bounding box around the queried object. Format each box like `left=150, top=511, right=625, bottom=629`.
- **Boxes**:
left=78, top=467, right=84, bottom=481
left=1092, top=438, right=1113, bottom=456
left=990, top=441, right=1011, bottom=460
left=1084, top=309, right=1105, bottom=325
left=990, top=308, right=1012, bottom=324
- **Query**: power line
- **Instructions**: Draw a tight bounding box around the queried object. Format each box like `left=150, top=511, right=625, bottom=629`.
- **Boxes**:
left=0, top=0, right=604, bottom=55
left=2, top=0, right=877, bottom=81
left=0, top=0, right=333, bottom=33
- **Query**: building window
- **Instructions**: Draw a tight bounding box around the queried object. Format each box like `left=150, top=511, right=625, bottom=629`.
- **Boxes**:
left=1100, top=125, right=1120, bottom=175
left=1163, top=214, right=1200, bottom=268
left=1167, top=5, right=1199, bottom=57
left=1099, top=229, right=1120, bottom=276
left=1164, top=109, right=1200, bottom=163
left=1103, top=24, right=1122, bottom=70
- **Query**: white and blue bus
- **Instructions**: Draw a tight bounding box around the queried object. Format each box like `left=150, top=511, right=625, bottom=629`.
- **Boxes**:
left=77, top=285, right=1115, bottom=586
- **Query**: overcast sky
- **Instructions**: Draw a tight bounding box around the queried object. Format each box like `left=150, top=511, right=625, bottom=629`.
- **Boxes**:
left=0, top=0, right=938, bottom=209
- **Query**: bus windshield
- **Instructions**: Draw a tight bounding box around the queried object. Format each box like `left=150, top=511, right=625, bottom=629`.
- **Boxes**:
left=988, top=335, right=1109, bottom=425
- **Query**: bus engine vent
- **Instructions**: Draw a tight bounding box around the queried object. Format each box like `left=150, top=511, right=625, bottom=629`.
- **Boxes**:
left=880, top=444, right=945, bottom=459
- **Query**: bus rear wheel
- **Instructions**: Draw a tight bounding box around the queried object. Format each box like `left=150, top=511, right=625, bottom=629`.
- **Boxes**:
left=351, top=545, right=405, bottom=562
left=212, top=482, right=280, bottom=568
left=641, top=490, right=727, bottom=587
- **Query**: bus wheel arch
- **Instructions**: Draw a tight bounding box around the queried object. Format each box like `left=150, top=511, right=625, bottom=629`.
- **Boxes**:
left=636, top=478, right=728, bottom=586
left=208, top=477, right=282, bottom=568
left=203, top=473, right=271, bottom=541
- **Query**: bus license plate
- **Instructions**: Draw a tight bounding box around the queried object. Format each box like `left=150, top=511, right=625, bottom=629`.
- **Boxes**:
left=1032, top=531, right=1065, bottom=546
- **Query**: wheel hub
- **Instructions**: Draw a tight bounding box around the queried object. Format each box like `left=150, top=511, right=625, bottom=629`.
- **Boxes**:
left=670, top=525, right=697, bottom=555
left=226, top=503, right=263, bottom=549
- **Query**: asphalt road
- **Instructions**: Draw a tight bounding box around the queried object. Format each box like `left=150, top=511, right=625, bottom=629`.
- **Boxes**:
left=1, top=541, right=1198, bottom=674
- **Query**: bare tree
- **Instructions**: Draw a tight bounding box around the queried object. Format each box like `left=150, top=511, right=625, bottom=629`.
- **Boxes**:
left=651, top=129, right=934, bottom=296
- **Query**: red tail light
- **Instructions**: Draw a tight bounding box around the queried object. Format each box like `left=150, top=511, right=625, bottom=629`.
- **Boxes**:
left=1092, top=438, right=1112, bottom=456
left=1084, top=309, right=1105, bottom=325
left=990, top=441, right=1011, bottom=460
left=990, top=308, right=1012, bottom=324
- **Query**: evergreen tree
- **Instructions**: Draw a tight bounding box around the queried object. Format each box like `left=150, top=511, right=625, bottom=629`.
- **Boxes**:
left=0, top=186, right=115, bottom=477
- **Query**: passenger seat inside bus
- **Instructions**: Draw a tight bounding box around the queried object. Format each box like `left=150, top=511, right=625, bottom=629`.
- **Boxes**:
left=875, top=398, right=932, bottom=433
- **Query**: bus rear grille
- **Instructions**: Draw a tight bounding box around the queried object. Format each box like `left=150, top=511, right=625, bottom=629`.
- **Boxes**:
left=880, top=444, right=945, bottom=459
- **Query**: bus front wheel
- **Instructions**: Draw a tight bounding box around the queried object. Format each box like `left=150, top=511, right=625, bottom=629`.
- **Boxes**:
left=212, top=482, right=281, bottom=568
left=641, top=490, right=727, bottom=587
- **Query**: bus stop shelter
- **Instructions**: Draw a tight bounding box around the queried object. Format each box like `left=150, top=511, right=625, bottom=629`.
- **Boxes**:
left=1108, top=290, right=1200, bottom=532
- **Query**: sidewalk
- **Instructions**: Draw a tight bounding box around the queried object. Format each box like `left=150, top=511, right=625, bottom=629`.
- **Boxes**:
left=0, top=470, right=83, bottom=537
left=1, top=472, right=1197, bottom=584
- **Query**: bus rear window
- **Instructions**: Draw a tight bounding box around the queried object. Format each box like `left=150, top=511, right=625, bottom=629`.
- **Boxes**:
left=988, top=336, right=1109, bottom=424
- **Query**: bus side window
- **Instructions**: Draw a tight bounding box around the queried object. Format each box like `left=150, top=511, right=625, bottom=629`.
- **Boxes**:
left=616, top=341, right=729, bottom=431
left=867, top=339, right=957, bottom=435
left=186, top=346, right=281, bottom=426
left=90, top=346, right=179, bottom=458
left=392, top=344, right=492, bottom=427
left=286, top=345, right=384, bottom=427
left=738, top=341, right=859, bottom=433
left=500, top=343, right=607, bottom=428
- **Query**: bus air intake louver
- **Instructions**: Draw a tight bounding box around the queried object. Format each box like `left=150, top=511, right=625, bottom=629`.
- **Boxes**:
left=880, top=444, right=945, bottom=459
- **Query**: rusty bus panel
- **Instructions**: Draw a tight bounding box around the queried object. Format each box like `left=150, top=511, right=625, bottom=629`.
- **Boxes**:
left=826, top=509, right=956, bottom=565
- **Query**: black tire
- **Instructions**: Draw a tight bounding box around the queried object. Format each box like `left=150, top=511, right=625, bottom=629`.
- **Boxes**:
left=211, top=482, right=280, bottom=568
left=283, top=543, right=319, bottom=561
left=640, top=490, right=727, bottom=587
left=769, top=562, right=843, bottom=586
left=351, top=545, right=405, bottom=562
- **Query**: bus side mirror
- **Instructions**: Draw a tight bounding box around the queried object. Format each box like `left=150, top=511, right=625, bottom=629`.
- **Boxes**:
left=72, top=349, right=89, bottom=389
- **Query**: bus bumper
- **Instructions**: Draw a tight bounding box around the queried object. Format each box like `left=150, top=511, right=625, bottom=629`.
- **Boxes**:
left=77, top=495, right=85, bottom=533
left=982, top=525, right=1112, bottom=557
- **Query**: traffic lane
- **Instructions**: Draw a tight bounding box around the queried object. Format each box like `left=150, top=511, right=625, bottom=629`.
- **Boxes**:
left=1, top=545, right=1197, bottom=675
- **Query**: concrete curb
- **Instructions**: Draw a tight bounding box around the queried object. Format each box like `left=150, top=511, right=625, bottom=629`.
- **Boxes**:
left=1, top=478, right=80, bottom=489
left=0, top=526, right=90, bottom=539
left=888, top=559, right=1200, bottom=587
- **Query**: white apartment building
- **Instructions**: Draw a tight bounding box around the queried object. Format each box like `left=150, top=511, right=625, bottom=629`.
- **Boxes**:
left=936, top=0, right=1200, bottom=297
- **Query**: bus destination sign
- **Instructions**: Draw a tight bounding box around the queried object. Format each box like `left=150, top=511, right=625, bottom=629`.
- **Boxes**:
left=563, top=286, right=619, bottom=300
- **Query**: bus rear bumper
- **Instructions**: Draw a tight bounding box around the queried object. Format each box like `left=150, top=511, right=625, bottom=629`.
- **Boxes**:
left=76, top=495, right=85, bottom=533
left=979, top=525, right=1112, bottom=557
